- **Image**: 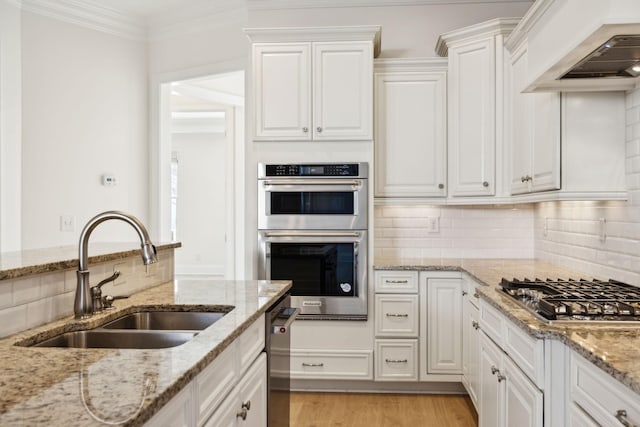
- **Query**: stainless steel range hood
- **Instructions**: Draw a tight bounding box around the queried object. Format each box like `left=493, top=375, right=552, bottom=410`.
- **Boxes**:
left=562, top=34, right=640, bottom=79
left=512, top=0, right=640, bottom=92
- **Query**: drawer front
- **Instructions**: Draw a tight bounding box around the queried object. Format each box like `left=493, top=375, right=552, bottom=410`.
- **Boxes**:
left=237, top=315, right=265, bottom=372
left=571, top=351, right=640, bottom=427
left=375, top=294, right=419, bottom=337
left=479, top=300, right=504, bottom=347
left=375, top=271, right=419, bottom=293
left=504, top=321, right=545, bottom=388
left=291, top=350, right=373, bottom=380
left=568, top=403, right=600, bottom=427
left=196, top=342, right=238, bottom=424
left=375, top=339, right=418, bottom=381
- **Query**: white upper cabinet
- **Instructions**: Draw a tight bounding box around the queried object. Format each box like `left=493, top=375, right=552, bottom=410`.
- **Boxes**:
left=246, top=27, right=380, bottom=142
left=506, top=41, right=561, bottom=196
left=436, top=18, right=519, bottom=198
left=374, top=59, right=447, bottom=198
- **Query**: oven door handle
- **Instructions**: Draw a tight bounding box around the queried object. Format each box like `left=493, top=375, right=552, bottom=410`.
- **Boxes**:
left=263, top=231, right=362, bottom=238
left=262, top=179, right=363, bottom=187
left=272, top=307, right=300, bottom=334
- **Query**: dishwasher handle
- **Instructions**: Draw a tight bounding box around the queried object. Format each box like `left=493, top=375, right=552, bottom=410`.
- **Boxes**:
left=272, top=307, right=300, bottom=334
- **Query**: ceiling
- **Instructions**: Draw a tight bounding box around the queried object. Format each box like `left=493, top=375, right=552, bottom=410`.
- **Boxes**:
left=86, top=0, right=212, bottom=20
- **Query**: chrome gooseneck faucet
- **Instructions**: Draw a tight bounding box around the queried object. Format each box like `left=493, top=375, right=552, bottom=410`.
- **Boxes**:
left=75, top=211, right=157, bottom=319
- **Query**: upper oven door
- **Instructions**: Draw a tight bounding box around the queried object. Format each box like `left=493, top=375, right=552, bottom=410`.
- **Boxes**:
left=258, top=178, right=367, bottom=230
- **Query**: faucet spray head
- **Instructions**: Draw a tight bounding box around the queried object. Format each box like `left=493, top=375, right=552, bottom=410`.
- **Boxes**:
left=141, top=242, right=158, bottom=265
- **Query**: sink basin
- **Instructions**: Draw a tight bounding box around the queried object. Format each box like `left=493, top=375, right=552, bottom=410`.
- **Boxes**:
left=31, top=330, right=196, bottom=349
left=101, top=310, right=228, bottom=331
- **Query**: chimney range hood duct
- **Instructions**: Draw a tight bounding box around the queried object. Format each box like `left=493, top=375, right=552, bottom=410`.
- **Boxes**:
left=562, top=35, right=640, bottom=79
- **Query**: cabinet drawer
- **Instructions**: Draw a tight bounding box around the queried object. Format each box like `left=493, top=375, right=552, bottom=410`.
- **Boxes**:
left=504, top=320, right=544, bottom=388
left=375, top=339, right=418, bottom=381
left=375, top=294, right=419, bottom=337
left=571, top=350, right=640, bottom=427
left=291, top=350, right=372, bottom=380
left=479, top=300, right=504, bottom=346
left=237, top=315, right=265, bottom=372
left=375, top=271, right=418, bottom=293
left=196, top=342, right=238, bottom=424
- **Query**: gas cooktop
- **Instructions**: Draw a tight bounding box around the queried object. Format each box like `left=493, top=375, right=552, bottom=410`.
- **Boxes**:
left=501, top=278, right=640, bottom=322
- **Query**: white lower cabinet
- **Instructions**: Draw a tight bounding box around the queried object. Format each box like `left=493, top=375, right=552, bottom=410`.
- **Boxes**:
left=569, top=350, right=640, bottom=427
left=375, top=339, right=419, bottom=381
left=479, top=332, right=543, bottom=427
left=462, top=277, right=480, bottom=409
left=205, top=353, right=267, bottom=427
left=145, top=316, right=266, bottom=427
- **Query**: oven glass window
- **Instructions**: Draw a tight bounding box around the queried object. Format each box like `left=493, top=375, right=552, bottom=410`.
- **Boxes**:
left=270, top=192, right=355, bottom=215
left=270, top=243, right=355, bottom=296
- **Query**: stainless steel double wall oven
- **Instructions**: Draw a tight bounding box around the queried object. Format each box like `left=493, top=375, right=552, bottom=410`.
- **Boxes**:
left=258, top=163, right=368, bottom=319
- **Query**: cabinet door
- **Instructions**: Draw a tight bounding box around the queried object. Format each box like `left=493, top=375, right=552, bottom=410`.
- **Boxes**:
left=145, top=383, right=195, bottom=427
left=480, top=332, right=504, bottom=427
left=427, top=278, right=463, bottom=374
left=509, top=45, right=532, bottom=195
left=503, top=356, right=543, bottom=427
left=463, top=292, right=480, bottom=407
left=530, top=92, right=560, bottom=192
left=374, top=71, right=447, bottom=197
left=237, top=353, right=267, bottom=427
left=253, top=43, right=311, bottom=141
left=448, top=38, right=496, bottom=197
left=313, top=42, right=372, bottom=140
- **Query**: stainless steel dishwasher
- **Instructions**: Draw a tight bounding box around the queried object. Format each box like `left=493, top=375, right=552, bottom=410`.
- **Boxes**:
left=265, top=294, right=298, bottom=427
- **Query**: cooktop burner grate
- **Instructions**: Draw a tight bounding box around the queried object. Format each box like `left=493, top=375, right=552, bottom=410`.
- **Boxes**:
left=501, top=278, right=640, bottom=321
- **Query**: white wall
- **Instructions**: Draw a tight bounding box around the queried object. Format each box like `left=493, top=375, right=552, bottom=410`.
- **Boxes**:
left=248, top=2, right=533, bottom=58
left=20, top=11, right=149, bottom=249
left=0, top=0, right=22, bottom=252
left=534, top=88, right=640, bottom=285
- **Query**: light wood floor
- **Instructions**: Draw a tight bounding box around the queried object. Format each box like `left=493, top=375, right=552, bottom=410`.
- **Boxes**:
left=290, top=392, right=478, bottom=427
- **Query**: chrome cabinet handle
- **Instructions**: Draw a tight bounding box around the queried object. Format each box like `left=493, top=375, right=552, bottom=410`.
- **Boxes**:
left=462, top=290, right=468, bottom=296
left=316, top=126, right=322, bottom=133
left=491, top=365, right=499, bottom=375
left=385, top=313, right=409, bottom=318
left=616, top=410, right=639, bottom=427
left=302, top=127, right=308, bottom=133
left=242, top=400, right=251, bottom=411
left=497, top=373, right=506, bottom=382
left=521, top=176, right=526, bottom=183
left=385, top=359, right=408, bottom=363
left=302, top=362, right=324, bottom=367
left=473, top=292, right=480, bottom=299
left=387, top=279, right=408, bottom=284
left=471, top=320, right=479, bottom=330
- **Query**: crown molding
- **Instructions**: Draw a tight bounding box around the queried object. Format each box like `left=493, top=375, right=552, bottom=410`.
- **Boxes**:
left=435, top=17, right=520, bottom=57
left=19, top=0, right=147, bottom=41
left=247, top=0, right=532, bottom=10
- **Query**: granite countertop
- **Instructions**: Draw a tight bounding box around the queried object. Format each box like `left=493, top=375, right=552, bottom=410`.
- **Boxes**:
left=0, top=278, right=292, bottom=426
left=375, top=257, right=640, bottom=396
left=0, top=242, right=182, bottom=280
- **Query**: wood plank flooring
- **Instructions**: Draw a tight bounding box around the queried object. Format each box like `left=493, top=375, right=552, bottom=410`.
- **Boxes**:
left=290, top=392, right=478, bottom=427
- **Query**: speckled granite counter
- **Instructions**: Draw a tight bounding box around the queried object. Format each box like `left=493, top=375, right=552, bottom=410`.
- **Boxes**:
left=0, top=278, right=291, bottom=426
left=0, top=242, right=182, bottom=280
left=375, top=258, right=640, bottom=396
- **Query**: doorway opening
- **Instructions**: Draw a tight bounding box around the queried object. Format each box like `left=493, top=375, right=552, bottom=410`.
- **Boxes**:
left=165, top=70, right=244, bottom=278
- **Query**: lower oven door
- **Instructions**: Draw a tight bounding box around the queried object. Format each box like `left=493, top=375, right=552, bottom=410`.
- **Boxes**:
left=258, top=230, right=367, bottom=319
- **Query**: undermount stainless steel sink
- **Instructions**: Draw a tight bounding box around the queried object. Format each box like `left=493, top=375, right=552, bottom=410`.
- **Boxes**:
left=31, top=330, right=196, bottom=349
left=101, top=310, right=228, bottom=331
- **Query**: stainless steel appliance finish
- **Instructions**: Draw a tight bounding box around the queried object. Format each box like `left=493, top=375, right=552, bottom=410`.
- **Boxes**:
left=501, top=277, right=640, bottom=323
left=563, top=35, right=640, bottom=79
left=258, top=162, right=368, bottom=230
left=265, top=294, right=298, bottom=427
left=258, top=230, right=367, bottom=319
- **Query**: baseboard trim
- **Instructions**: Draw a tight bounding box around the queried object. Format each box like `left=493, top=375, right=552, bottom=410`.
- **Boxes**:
left=291, top=379, right=467, bottom=394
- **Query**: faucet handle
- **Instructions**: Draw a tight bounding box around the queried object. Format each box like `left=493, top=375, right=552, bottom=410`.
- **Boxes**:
left=102, top=295, right=129, bottom=310
left=91, top=271, right=121, bottom=313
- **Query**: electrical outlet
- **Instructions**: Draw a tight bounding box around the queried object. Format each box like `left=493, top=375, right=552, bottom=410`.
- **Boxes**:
left=427, top=217, right=440, bottom=233
left=60, top=215, right=75, bottom=232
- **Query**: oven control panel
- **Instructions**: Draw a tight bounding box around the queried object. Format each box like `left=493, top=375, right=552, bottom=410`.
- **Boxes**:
left=265, top=163, right=360, bottom=177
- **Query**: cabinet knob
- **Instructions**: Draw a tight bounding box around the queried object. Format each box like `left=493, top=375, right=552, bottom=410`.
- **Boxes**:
left=615, top=409, right=638, bottom=427
left=482, top=181, right=489, bottom=188
left=471, top=320, right=479, bottom=330
left=302, top=127, right=309, bottom=133
left=316, top=126, right=323, bottom=133
left=497, top=373, right=506, bottom=383
left=491, top=365, right=499, bottom=375
left=462, top=290, right=468, bottom=296
left=526, top=175, right=532, bottom=182
left=237, top=407, right=248, bottom=421
left=242, top=400, right=251, bottom=411
left=521, top=176, right=526, bottom=183
left=438, top=183, right=444, bottom=189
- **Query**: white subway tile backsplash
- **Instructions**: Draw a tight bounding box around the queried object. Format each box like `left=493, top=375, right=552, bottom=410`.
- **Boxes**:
left=0, top=305, right=27, bottom=338
left=13, top=277, right=41, bottom=305
left=0, top=281, right=11, bottom=309
left=41, top=272, right=65, bottom=297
